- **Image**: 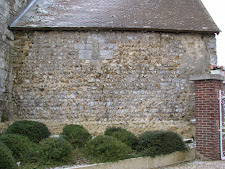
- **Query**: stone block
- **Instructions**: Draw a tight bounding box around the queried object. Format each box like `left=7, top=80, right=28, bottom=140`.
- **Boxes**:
left=100, top=43, right=118, bottom=50
left=207, top=42, right=216, bottom=49
left=5, top=29, right=14, bottom=40
left=99, top=50, right=113, bottom=59
left=79, top=50, right=92, bottom=59
left=0, top=5, right=9, bottom=19
left=74, top=43, right=85, bottom=50
left=0, top=69, right=7, bottom=91
left=0, top=12, right=7, bottom=24
left=0, top=58, right=6, bottom=69
left=0, top=99, right=3, bottom=108
left=85, top=44, right=92, bottom=50
left=0, top=40, right=3, bottom=49
left=190, top=73, right=225, bottom=81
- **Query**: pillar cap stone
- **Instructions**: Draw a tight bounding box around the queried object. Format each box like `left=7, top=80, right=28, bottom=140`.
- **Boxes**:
left=190, top=73, right=225, bottom=81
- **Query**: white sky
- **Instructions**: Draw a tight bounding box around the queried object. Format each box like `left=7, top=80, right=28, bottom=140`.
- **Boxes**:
left=201, top=0, right=225, bottom=65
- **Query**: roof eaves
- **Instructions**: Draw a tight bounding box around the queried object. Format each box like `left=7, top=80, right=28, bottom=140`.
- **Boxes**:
left=197, top=0, right=221, bottom=33
left=9, top=26, right=220, bottom=34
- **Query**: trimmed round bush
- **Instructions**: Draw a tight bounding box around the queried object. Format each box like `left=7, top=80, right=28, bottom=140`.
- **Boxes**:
left=137, top=131, right=187, bottom=157
left=84, top=135, right=132, bottom=163
left=39, top=137, right=73, bottom=164
left=23, top=144, right=41, bottom=164
left=5, top=120, right=51, bottom=143
left=60, top=124, right=91, bottom=148
left=0, top=134, right=34, bottom=160
left=104, top=127, right=138, bottom=149
left=0, top=141, right=16, bottom=169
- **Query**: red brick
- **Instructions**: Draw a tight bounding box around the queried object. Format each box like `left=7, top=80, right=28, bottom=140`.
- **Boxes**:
left=194, top=78, right=224, bottom=160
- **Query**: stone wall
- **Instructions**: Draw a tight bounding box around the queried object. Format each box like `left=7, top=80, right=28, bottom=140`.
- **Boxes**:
left=0, top=0, right=32, bottom=121
left=12, top=31, right=216, bottom=137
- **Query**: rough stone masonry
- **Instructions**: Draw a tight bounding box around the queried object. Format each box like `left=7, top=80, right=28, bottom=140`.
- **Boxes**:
left=0, top=0, right=32, bottom=122
left=11, top=30, right=216, bottom=137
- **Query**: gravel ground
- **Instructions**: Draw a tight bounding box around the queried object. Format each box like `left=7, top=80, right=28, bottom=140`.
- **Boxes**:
left=163, top=160, right=225, bottom=169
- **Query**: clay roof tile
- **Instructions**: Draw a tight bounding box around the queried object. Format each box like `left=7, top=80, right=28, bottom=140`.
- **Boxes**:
left=10, top=0, right=220, bottom=33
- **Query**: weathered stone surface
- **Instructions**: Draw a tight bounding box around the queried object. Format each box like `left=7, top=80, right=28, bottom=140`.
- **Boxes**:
left=0, top=0, right=32, bottom=121
left=190, top=74, right=225, bottom=81
left=11, top=31, right=217, bottom=137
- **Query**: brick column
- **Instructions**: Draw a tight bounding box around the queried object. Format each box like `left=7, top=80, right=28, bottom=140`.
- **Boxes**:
left=190, top=74, right=225, bottom=160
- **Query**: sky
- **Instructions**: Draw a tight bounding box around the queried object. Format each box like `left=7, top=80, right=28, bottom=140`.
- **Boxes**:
left=201, top=0, right=225, bottom=65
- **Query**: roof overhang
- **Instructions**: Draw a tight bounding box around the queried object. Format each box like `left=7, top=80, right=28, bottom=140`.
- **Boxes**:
left=10, top=0, right=221, bottom=34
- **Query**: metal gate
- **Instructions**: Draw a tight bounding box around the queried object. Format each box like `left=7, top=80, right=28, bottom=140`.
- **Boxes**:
left=219, top=90, right=225, bottom=160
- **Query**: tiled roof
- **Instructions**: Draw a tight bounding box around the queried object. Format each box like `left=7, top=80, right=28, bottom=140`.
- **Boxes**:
left=10, top=0, right=220, bottom=33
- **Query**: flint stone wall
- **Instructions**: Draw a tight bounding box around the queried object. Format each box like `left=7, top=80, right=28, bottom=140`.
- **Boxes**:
left=0, top=0, right=31, bottom=121
left=12, top=31, right=217, bottom=137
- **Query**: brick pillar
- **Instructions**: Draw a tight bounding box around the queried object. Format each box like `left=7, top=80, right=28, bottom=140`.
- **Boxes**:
left=190, top=74, right=225, bottom=160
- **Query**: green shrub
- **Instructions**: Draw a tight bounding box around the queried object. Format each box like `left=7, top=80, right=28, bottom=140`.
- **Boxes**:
left=5, top=120, right=51, bottom=143
left=23, top=144, right=41, bottom=164
left=60, top=124, right=91, bottom=148
left=39, top=137, right=73, bottom=164
left=104, top=127, right=122, bottom=134
left=104, top=127, right=138, bottom=149
left=0, top=141, right=17, bottom=169
left=137, top=131, right=187, bottom=157
left=84, top=135, right=132, bottom=163
left=0, top=134, right=34, bottom=160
